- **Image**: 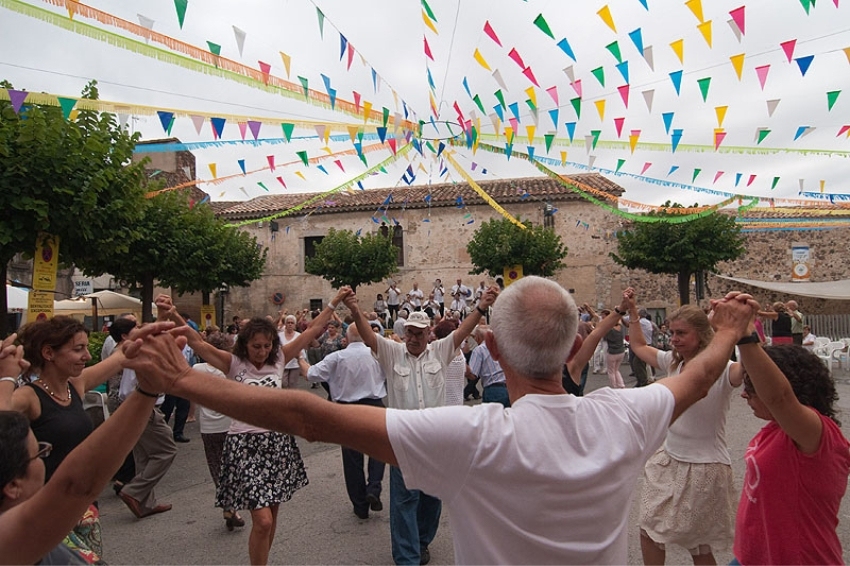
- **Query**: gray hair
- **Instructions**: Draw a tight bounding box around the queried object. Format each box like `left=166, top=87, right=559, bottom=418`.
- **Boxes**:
left=284, top=315, right=297, bottom=324
left=346, top=324, right=363, bottom=343
left=490, top=276, right=578, bottom=379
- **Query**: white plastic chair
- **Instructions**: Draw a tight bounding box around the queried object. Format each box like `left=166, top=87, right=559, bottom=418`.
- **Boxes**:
left=818, top=342, right=846, bottom=373
left=83, top=391, right=110, bottom=422
left=813, top=337, right=830, bottom=350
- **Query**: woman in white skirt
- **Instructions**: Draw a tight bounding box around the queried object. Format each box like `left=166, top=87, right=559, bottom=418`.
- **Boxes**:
left=158, top=291, right=346, bottom=565
left=626, top=292, right=742, bottom=565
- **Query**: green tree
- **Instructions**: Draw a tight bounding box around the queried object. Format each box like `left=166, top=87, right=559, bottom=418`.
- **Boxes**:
left=305, top=228, right=398, bottom=291
left=81, top=190, right=267, bottom=321
left=611, top=203, right=746, bottom=305
left=0, top=80, right=148, bottom=335
left=466, top=217, right=568, bottom=278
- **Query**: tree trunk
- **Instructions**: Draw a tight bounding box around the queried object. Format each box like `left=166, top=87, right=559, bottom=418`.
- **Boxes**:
left=141, top=273, right=155, bottom=323
left=677, top=270, right=691, bottom=306
left=0, top=262, right=8, bottom=338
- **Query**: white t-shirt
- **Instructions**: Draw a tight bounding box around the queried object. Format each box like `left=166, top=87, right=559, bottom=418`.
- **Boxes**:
left=194, top=363, right=232, bottom=434
left=656, top=350, right=737, bottom=464
left=226, top=353, right=284, bottom=435
left=387, top=386, right=675, bottom=564
left=407, top=288, right=424, bottom=308
left=278, top=330, right=303, bottom=370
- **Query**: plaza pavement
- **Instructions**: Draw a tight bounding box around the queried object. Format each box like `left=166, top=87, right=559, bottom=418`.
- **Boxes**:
left=97, top=364, right=850, bottom=565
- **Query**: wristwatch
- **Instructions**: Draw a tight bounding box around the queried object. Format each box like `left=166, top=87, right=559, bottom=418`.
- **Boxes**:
left=736, top=332, right=760, bottom=345
left=613, top=307, right=624, bottom=316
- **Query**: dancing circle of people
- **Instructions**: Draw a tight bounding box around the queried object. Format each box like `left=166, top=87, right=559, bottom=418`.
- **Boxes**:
left=1, top=277, right=848, bottom=565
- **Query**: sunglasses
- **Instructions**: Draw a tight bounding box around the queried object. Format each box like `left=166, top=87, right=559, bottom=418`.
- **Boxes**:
left=30, top=441, right=52, bottom=461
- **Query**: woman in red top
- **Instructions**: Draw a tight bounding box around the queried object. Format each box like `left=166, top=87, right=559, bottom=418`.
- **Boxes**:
left=734, top=293, right=850, bottom=565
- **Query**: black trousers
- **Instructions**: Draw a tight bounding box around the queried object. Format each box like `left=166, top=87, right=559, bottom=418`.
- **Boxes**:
left=337, top=398, right=386, bottom=514
left=160, top=394, right=190, bottom=438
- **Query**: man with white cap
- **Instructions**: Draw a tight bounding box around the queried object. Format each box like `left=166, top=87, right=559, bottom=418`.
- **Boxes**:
left=346, top=285, right=499, bottom=565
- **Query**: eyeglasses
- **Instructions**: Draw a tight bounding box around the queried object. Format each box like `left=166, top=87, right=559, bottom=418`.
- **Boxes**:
left=30, top=441, right=52, bottom=461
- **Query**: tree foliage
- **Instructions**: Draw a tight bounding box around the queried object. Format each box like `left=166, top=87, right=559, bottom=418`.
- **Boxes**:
left=81, top=190, right=267, bottom=321
left=466, top=217, right=568, bottom=278
left=305, top=228, right=398, bottom=291
left=611, top=202, right=746, bottom=304
left=0, top=80, right=148, bottom=334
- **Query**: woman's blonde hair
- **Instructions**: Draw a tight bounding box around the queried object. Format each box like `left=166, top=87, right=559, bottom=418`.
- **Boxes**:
left=668, top=305, right=714, bottom=371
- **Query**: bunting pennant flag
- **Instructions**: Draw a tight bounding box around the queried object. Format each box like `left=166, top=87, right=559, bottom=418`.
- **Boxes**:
left=597, top=5, right=617, bottom=32
left=670, top=70, right=683, bottom=94
left=279, top=52, right=291, bottom=78
left=615, top=61, right=629, bottom=83
left=548, top=108, right=559, bottom=129
left=266, top=155, right=275, bottom=171
left=557, top=38, right=577, bottom=61
left=685, top=0, right=705, bottom=22
left=157, top=111, right=174, bottom=133
left=643, top=45, right=655, bottom=70
left=594, top=99, right=606, bottom=120
left=210, top=117, right=225, bottom=140
left=173, top=0, right=187, bottom=29
left=670, top=39, right=684, bottom=63
left=697, top=77, right=711, bottom=101
left=755, top=65, right=770, bottom=90
left=696, top=21, right=712, bottom=48
left=606, top=41, right=623, bottom=63
left=545, top=86, right=559, bottom=105
left=316, top=7, right=325, bottom=38
left=473, top=48, right=491, bottom=71
left=570, top=97, right=582, bottom=119
left=714, top=130, right=727, bottom=150
left=565, top=121, right=577, bottom=142
left=781, top=39, right=797, bottom=62
left=837, top=125, right=850, bottom=137
left=662, top=111, right=674, bottom=134
left=296, top=150, right=309, bottom=166
left=614, top=117, right=625, bottom=138
left=232, top=26, right=246, bottom=58
left=533, top=14, right=555, bottom=39
left=7, top=89, right=28, bottom=114
left=257, top=182, right=269, bottom=191
left=616, top=158, right=626, bottom=173
left=563, top=65, right=576, bottom=83
left=628, top=28, right=644, bottom=54
left=591, top=66, right=605, bottom=87
left=237, top=159, right=246, bottom=174
left=483, top=20, right=502, bottom=46
left=508, top=48, right=525, bottom=69
left=669, top=165, right=680, bottom=176
left=247, top=120, right=261, bottom=140
left=237, top=121, right=247, bottom=140
left=671, top=129, right=683, bottom=153
left=206, top=41, right=221, bottom=57
left=747, top=174, right=757, bottom=187
left=492, top=69, right=508, bottom=91
left=544, top=133, right=555, bottom=153
left=190, top=114, right=204, bottom=134
left=525, top=86, right=537, bottom=107
left=730, top=53, right=745, bottom=79
left=521, top=67, right=540, bottom=87
left=641, top=162, right=652, bottom=174
left=571, top=79, right=583, bottom=97
left=771, top=176, right=780, bottom=190
left=692, top=168, right=702, bottom=182
left=642, top=89, right=655, bottom=112
left=713, top=171, right=724, bottom=183
left=735, top=173, right=743, bottom=186
left=729, top=6, right=746, bottom=35
left=316, top=164, right=329, bottom=175
left=728, top=19, right=743, bottom=42
left=629, top=130, right=641, bottom=153
left=258, top=61, right=271, bottom=84
left=715, top=105, right=728, bottom=127
left=422, top=10, right=438, bottom=34
left=57, top=97, right=76, bottom=120
left=280, top=122, right=294, bottom=142
left=339, top=35, right=348, bottom=61
left=617, top=84, right=629, bottom=108
left=795, top=55, right=814, bottom=76
left=827, top=90, right=841, bottom=111
left=208, top=163, right=217, bottom=179
left=423, top=36, right=434, bottom=60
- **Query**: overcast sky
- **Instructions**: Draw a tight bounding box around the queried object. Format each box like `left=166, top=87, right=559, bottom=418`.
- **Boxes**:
left=1, top=0, right=849, bottom=210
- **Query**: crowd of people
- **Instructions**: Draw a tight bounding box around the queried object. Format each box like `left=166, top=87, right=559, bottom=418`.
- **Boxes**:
left=1, top=277, right=848, bottom=565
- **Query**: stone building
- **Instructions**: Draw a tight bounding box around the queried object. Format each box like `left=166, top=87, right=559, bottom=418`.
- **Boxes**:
left=214, top=176, right=850, bottom=326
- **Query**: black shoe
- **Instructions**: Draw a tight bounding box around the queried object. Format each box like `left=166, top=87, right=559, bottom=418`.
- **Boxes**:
left=366, top=493, right=383, bottom=512
left=420, top=546, right=431, bottom=565
left=173, top=435, right=190, bottom=443
left=353, top=507, right=369, bottom=519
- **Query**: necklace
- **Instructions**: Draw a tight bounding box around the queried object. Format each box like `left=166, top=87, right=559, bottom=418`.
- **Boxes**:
left=38, top=379, right=71, bottom=403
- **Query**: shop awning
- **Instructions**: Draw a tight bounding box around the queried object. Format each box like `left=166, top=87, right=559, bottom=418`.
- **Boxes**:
left=712, top=275, right=850, bottom=301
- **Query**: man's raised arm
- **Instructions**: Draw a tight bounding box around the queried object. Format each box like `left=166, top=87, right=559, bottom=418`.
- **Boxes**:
left=343, top=288, right=380, bottom=354
left=125, top=329, right=397, bottom=466
left=453, top=285, right=499, bottom=349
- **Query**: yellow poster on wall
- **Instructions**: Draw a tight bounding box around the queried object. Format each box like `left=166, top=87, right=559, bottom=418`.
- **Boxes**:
left=27, top=291, right=54, bottom=323
left=33, top=233, right=60, bottom=291
left=503, top=265, right=524, bottom=286
left=200, top=304, right=217, bottom=329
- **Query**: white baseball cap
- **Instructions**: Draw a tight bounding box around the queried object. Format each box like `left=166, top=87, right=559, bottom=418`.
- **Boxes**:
left=404, top=311, right=431, bottom=329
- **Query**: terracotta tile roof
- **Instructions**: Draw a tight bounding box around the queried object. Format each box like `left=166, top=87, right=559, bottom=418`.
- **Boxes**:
left=217, top=173, right=625, bottom=221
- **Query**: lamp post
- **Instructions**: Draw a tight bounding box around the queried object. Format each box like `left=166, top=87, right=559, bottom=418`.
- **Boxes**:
left=218, top=283, right=229, bottom=331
